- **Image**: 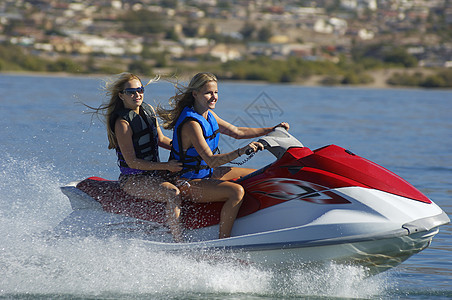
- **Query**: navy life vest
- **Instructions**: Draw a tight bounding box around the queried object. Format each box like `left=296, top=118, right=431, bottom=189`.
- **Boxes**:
left=170, top=106, right=219, bottom=179
left=113, top=103, right=160, bottom=175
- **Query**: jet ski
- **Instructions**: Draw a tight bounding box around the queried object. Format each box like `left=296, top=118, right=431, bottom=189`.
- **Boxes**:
left=57, top=127, right=449, bottom=274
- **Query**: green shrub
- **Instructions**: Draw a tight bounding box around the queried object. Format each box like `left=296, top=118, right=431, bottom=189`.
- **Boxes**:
left=128, top=60, right=153, bottom=76
left=387, top=72, right=423, bottom=86
left=422, top=69, right=452, bottom=88
left=321, top=75, right=342, bottom=85
left=47, top=58, right=81, bottom=73
left=421, top=75, right=446, bottom=88
left=341, top=72, right=373, bottom=85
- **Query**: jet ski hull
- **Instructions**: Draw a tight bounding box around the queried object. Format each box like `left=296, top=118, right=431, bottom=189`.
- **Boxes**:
left=57, top=129, right=449, bottom=274
left=57, top=182, right=448, bottom=275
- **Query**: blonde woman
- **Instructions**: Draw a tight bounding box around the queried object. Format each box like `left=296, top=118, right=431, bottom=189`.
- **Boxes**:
left=158, top=72, right=289, bottom=238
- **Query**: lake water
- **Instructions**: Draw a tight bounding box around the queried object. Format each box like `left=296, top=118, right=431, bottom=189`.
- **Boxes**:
left=0, top=73, right=451, bottom=299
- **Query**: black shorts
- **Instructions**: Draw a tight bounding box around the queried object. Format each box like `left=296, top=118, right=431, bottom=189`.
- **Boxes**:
left=119, top=170, right=178, bottom=185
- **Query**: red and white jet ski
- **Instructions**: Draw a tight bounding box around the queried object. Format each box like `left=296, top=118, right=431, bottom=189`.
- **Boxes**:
left=57, top=128, right=449, bottom=274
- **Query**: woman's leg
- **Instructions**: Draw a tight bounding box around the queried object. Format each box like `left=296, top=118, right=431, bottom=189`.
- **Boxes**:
left=180, top=179, right=245, bottom=239
left=212, top=166, right=256, bottom=181
left=160, top=181, right=183, bottom=242
left=120, top=175, right=183, bottom=242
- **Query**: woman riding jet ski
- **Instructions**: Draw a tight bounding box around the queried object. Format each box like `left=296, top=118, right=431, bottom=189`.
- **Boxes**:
left=57, top=127, right=449, bottom=274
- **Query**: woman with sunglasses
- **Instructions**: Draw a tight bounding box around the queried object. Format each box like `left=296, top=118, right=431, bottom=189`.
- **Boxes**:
left=87, top=73, right=183, bottom=242
left=158, top=72, right=289, bottom=239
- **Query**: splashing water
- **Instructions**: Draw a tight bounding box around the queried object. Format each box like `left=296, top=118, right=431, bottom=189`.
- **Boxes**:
left=0, top=156, right=390, bottom=298
left=0, top=156, right=70, bottom=235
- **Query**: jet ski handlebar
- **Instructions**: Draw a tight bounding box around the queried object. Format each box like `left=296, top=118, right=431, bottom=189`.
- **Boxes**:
left=254, top=127, right=304, bottom=159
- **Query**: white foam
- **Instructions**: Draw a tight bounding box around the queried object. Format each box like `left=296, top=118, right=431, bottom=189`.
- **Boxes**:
left=0, top=156, right=389, bottom=298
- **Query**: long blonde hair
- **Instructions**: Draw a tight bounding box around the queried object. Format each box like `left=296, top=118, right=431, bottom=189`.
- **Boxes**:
left=84, top=72, right=143, bottom=149
left=158, top=72, right=218, bottom=130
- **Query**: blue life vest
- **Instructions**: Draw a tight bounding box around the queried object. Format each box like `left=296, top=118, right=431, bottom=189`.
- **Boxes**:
left=113, top=103, right=160, bottom=175
left=170, top=106, right=219, bottom=179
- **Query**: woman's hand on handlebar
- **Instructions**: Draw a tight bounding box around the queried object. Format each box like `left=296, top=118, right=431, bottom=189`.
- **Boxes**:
left=274, top=122, right=290, bottom=131
left=240, top=141, right=264, bottom=156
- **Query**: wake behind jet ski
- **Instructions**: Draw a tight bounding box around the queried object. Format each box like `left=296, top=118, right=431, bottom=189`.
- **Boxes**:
left=57, top=127, right=449, bottom=274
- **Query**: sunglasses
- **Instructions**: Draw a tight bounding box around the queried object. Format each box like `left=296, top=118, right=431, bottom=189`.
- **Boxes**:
left=122, top=86, right=144, bottom=95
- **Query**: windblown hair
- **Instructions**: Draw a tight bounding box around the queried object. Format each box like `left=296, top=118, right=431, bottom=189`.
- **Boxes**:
left=82, top=72, right=143, bottom=149
left=157, top=72, right=218, bottom=130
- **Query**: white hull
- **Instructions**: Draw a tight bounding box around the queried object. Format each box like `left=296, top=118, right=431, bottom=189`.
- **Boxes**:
left=57, top=183, right=448, bottom=274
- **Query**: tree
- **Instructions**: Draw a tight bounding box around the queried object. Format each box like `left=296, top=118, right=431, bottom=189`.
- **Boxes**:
left=352, top=43, right=418, bottom=68
left=47, top=58, right=81, bottom=73
left=383, top=47, right=418, bottom=67
left=240, top=22, right=256, bottom=41
left=182, top=22, right=198, bottom=37
left=128, top=60, right=153, bottom=76
left=161, top=0, right=179, bottom=8
left=121, top=10, right=166, bottom=35
left=257, top=26, right=272, bottom=42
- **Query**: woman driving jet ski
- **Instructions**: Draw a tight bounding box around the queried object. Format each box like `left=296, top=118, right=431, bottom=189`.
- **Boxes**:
left=158, top=72, right=289, bottom=239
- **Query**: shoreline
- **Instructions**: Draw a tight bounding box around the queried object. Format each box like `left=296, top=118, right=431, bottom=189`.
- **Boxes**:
left=0, top=67, right=444, bottom=90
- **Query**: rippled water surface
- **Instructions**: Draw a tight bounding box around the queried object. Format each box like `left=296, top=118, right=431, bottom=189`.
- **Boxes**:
left=1, top=74, right=451, bottom=299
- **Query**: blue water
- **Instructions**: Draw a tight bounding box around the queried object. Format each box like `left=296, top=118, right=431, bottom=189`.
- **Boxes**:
left=0, top=73, right=451, bottom=299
